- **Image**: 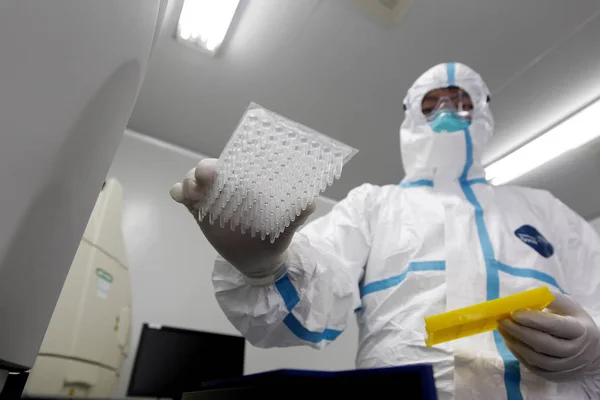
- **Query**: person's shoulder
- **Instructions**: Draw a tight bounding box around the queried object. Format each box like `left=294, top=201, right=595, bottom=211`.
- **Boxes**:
left=341, top=183, right=402, bottom=209
left=347, top=183, right=400, bottom=197
left=494, top=184, right=562, bottom=218
left=495, top=183, right=555, bottom=202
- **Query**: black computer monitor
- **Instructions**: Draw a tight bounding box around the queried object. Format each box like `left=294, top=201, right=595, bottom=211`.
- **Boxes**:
left=127, top=323, right=245, bottom=399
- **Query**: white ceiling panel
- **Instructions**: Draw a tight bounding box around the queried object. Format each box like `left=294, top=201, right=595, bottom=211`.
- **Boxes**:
left=128, top=0, right=600, bottom=217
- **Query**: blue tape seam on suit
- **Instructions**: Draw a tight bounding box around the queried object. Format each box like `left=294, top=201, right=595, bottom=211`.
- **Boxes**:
left=399, top=179, right=434, bottom=188
left=275, top=272, right=343, bottom=344
left=360, top=261, right=446, bottom=297
left=449, top=59, right=522, bottom=400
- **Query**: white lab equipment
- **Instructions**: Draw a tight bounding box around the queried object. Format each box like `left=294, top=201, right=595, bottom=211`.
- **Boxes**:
left=23, top=179, right=132, bottom=397
left=0, top=0, right=166, bottom=393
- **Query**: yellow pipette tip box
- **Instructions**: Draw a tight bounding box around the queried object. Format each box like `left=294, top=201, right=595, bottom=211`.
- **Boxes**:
left=424, top=286, right=555, bottom=347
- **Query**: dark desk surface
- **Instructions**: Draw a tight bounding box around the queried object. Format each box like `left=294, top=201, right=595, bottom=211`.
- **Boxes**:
left=184, top=365, right=438, bottom=400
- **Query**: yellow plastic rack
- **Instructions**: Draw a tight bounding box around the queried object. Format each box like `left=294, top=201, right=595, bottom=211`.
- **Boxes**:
left=424, top=286, right=555, bottom=347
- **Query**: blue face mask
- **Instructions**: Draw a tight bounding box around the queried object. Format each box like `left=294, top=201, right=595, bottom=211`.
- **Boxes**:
left=428, top=110, right=471, bottom=133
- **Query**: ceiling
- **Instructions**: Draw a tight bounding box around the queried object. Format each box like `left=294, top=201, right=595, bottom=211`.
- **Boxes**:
left=128, top=0, right=600, bottom=219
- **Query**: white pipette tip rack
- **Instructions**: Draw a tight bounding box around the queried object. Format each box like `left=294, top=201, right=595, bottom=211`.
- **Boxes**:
left=198, top=103, right=358, bottom=243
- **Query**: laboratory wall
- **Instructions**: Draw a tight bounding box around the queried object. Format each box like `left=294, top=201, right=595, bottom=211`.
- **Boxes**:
left=109, top=130, right=358, bottom=396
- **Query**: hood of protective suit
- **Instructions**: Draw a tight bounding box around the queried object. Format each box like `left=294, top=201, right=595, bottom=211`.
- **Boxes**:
left=400, top=63, right=494, bottom=183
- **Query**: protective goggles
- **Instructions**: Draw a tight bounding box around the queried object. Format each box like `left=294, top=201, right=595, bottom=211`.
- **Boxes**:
left=403, top=80, right=490, bottom=122
left=420, top=87, right=473, bottom=122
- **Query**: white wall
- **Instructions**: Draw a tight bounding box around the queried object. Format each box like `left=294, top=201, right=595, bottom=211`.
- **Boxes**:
left=109, top=130, right=358, bottom=395
left=589, top=216, right=600, bottom=236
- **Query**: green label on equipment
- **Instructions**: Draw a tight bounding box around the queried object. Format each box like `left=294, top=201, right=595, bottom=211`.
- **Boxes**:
left=96, top=268, right=113, bottom=283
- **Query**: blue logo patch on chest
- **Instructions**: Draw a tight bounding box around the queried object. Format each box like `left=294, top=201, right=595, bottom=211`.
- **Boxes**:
left=515, top=225, right=554, bottom=258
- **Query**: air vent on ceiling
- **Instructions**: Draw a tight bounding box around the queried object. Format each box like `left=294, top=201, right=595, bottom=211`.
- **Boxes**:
left=379, top=0, right=402, bottom=10
left=356, top=0, right=414, bottom=23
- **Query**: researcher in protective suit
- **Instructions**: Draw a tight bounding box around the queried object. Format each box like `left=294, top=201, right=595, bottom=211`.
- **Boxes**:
left=170, top=63, right=600, bottom=399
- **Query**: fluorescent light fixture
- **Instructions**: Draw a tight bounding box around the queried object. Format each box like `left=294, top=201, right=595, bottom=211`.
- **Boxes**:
left=176, top=0, right=240, bottom=54
left=485, top=98, right=600, bottom=185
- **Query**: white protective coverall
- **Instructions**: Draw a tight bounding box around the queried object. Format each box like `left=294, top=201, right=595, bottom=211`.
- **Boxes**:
left=212, top=63, right=600, bottom=399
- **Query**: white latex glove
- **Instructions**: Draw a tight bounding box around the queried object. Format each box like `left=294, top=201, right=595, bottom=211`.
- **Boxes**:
left=498, top=292, right=600, bottom=382
left=170, top=158, right=315, bottom=284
